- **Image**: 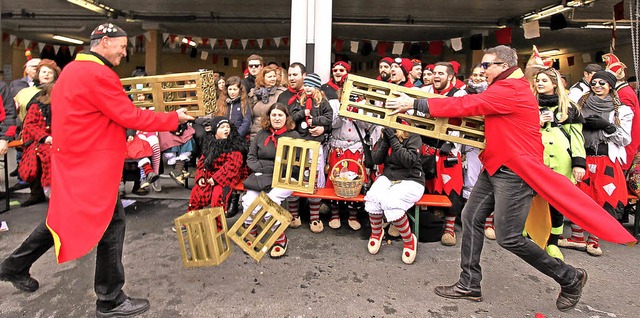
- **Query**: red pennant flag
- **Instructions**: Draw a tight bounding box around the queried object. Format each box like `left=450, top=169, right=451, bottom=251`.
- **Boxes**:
left=217, top=39, right=225, bottom=48
left=169, top=34, right=177, bottom=43
left=335, top=39, right=344, bottom=52
left=377, top=42, right=387, bottom=56
left=232, top=39, right=240, bottom=48
left=16, top=38, right=23, bottom=47
left=249, top=39, right=257, bottom=48
left=614, top=1, right=625, bottom=20
left=2, top=32, right=8, bottom=42
left=212, top=54, right=219, bottom=64
left=567, top=56, right=575, bottom=66
left=282, top=37, right=289, bottom=46
left=495, top=27, right=512, bottom=45
left=31, top=41, right=38, bottom=49
left=201, top=38, right=209, bottom=46
left=76, top=45, right=84, bottom=53
left=428, top=41, right=443, bottom=56
left=265, top=38, right=272, bottom=48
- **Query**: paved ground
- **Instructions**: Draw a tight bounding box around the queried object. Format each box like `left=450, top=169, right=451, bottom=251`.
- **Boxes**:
left=1, top=176, right=639, bottom=318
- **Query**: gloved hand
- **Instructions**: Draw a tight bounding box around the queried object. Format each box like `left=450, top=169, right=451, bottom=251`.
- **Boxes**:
left=583, top=115, right=611, bottom=130
left=439, top=142, right=454, bottom=156
left=382, top=127, right=396, bottom=140
left=603, top=124, right=617, bottom=134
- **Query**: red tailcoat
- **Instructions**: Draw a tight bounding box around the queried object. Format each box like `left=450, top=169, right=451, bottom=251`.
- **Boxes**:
left=47, top=53, right=178, bottom=263
left=618, top=85, right=640, bottom=170
left=427, top=68, right=636, bottom=245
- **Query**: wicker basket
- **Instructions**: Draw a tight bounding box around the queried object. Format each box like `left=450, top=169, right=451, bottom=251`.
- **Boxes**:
left=330, top=159, right=365, bottom=198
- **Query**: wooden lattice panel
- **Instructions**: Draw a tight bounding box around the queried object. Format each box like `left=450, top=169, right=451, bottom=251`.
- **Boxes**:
left=339, top=74, right=486, bottom=149
left=271, top=137, right=321, bottom=194
left=121, top=71, right=216, bottom=117
left=174, top=207, right=231, bottom=268
left=228, top=192, right=292, bottom=262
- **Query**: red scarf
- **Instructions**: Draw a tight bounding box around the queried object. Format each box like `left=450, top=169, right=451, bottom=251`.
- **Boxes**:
left=264, top=126, right=288, bottom=147
left=287, top=86, right=301, bottom=106
left=326, top=78, right=342, bottom=91
left=433, top=84, right=454, bottom=96
left=304, top=93, right=314, bottom=126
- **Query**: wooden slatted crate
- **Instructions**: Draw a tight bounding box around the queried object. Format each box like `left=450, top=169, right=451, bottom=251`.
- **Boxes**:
left=340, top=74, right=486, bottom=149
left=271, top=137, right=321, bottom=194
left=121, top=71, right=216, bottom=117
left=228, top=192, right=292, bottom=262
left=174, top=207, right=231, bottom=268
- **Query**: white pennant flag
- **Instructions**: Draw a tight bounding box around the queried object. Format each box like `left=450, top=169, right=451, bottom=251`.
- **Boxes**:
left=274, top=37, right=281, bottom=47
left=144, top=31, right=151, bottom=43
left=23, top=39, right=31, bottom=49
left=392, top=41, right=404, bottom=55
left=241, top=39, right=248, bottom=49
left=162, top=33, right=170, bottom=43
left=523, top=20, right=540, bottom=39
left=201, top=51, right=209, bottom=60
left=129, top=37, right=136, bottom=46
left=444, top=40, right=451, bottom=48
left=257, top=38, right=264, bottom=48
left=350, top=41, right=359, bottom=53
left=53, top=45, right=60, bottom=54
left=70, top=46, right=76, bottom=55
left=9, top=35, right=16, bottom=45
left=38, top=42, right=46, bottom=52
left=451, top=37, right=463, bottom=51
left=192, top=37, right=201, bottom=45
left=209, top=38, right=215, bottom=49
left=232, top=59, right=238, bottom=68
left=370, top=40, right=378, bottom=49
left=225, top=39, right=232, bottom=49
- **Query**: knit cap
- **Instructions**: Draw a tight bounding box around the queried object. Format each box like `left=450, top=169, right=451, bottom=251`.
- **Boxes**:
left=592, top=70, right=617, bottom=88
left=304, top=73, right=322, bottom=89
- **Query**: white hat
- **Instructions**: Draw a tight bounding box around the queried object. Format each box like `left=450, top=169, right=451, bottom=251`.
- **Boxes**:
left=25, top=58, right=41, bottom=68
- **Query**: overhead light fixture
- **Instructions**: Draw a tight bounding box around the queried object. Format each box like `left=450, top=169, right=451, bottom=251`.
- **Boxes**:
left=181, top=38, right=197, bottom=47
left=539, top=49, right=561, bottom=56
left=52, top=35, right=84, bottom=45
left=523, top=5, right=572, bottom=23
left=67, top=0, right=119, bottom=18
left=584, top=24, right=632, bottom=29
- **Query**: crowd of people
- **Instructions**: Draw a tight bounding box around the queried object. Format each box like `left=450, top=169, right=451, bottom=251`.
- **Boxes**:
left=0, top=21, right=638, bottom=316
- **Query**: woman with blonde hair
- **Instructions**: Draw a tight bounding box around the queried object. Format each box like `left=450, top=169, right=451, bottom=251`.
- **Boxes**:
left=214, top=76, right=252, bottom=138
left=533, top=67, right=586, bottom=260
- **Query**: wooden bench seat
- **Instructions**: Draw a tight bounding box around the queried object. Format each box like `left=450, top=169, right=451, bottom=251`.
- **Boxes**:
left=232, top=183, right=452, bottom=239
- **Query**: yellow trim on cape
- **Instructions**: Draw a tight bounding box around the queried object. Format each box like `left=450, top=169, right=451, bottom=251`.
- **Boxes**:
left=507, top=68, right=525, bottom=80
left=45, top=219, right=63, bottom=264
left=75, top=52, right=106, bottom=65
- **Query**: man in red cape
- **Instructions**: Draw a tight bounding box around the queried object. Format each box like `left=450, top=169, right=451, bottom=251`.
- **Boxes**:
left=0, top=23, right=193, bottom=317
left=386, top=45, right=636, bottom=312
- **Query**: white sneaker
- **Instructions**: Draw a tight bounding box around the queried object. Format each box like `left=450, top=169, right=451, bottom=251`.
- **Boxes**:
left=151, top=179, right=162, bottom=192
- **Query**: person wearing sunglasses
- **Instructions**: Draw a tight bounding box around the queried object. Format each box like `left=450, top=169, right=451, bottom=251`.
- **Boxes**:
left=241, top=54, right=264, bottom=93
left=320, top=61, right=350, bottom=100
left=560, top=70, right=633, bottom=257
left=386, top=45, right=636, bottom=311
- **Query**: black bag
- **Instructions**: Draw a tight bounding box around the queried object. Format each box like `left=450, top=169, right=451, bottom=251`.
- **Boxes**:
left=243, top=173, right=273, bottom=192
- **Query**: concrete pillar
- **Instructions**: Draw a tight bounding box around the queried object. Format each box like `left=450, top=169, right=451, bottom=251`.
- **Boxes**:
left=290, top=0, right=307, bottom=67
left=313, top=0, right=332, bottom=82
left=305, top=0, right=315, bottom=71
left=144, top=28, right=161, bottom=75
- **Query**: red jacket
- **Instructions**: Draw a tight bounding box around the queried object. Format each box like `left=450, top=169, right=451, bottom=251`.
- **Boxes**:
left=47, top=53, right=179, bottom=263
left=426, top=68, right=635, bottom=245
left=618, top=84, right=640, bottom=170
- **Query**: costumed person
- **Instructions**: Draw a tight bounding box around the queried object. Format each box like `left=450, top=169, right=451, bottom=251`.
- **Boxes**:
left=214, top=76, right=252, bottom=139
left=365, top=123, right=424, bottom=265
left=533, top=67, right=586, bottom=260
left=288, top=73, right=333, bottom=233
left=386, top=45, right=636, bottom=311
left=320, top=61, right=350, bottom=100
left=0, top=23, right=194, bottom=317
left=449, top=60, right=466, bottom=90
left=390, top=57, right=414, bottom=88
left=159, top=122, right=196, bottom=186
left=377, top=57, right=393, bottom=82
left=242, top=103, right=300, bottom=258
left=249, top=65, right=287, bottom=140
left=186, top=117, right=248, bottom=214
left=559, top=70, right=633, bottom=257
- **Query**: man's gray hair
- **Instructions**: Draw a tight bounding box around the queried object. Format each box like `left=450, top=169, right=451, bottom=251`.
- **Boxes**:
left=90, top=38, right=101, bottom=48
left=484, top=45, right=518, bottom=67
left=584, top=63, right=603, bottom=74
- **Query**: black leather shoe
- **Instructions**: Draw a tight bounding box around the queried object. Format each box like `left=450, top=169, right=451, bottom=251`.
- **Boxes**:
left=96, top=297, right=150, bottom=318
left=8, top=182, right=30, bottom=192
left=225, top=192, right=241, bottom=218
left=434, top=282, right=483, bottom=302
left=0, top=268, right=39, bottom=292
left=556, top=268, right=587, bottom=312
left=9, top=168, right=18, bottom=177
left=20, top=195, right=46, bottom=207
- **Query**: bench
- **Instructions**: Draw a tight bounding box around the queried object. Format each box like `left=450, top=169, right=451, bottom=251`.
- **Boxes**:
left=232, top=183, right=452, bottom=239
left=628, top=194, right=640, bottom=237
left=1, top=140, right=25, bottom=213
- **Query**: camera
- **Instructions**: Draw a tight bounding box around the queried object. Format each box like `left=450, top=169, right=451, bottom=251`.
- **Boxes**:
left=443, top=156, right=459, bottom=167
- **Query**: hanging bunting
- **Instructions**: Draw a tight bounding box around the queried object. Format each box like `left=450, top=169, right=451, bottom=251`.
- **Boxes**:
left=232, top=59, right=238, bottom=67
left=451, top=37, right=463, bottom=51
left=523, top=21, right=541, bottom=39
left=249, top=39, right=257, bottom=48
left=217, top=39, right=224, bottom=48
left=282, top=37, right=289, bottom=46
left=70, top=46, right=76, bottom=55
left=241, top=39, right=248, bottom=49
left=9, top=35, right=17, bottom=45
left=257, top=38, right=264, bottom=48
left=614, top=1, right=625, bottom=20
left=335, top=39, right=344, bottom=51
left=350, top=41, right=359, bottom=53
left=377, top=41, right=387, bottom=56
left=428, top=41, right=443, bottom=56
left=144, top=31, right=151, bottom=43
left=495, top=27, right=512, bottom=45
left=2, top=32, right=9, bottom=42
left=274, top=37, right=281, bottom=48
left=192, top=37, right=201, bottom=45
left=392, top=41, right=404, bottom=55
left=370, top=40, right=378, bottom=50
left=265, top=38, right=272, bottom=48
left=129, top=36, right=136, bottom=47
left=53, top=45, right=60, bottom=54
left=162, top=33, right=170, bottom=43
left=209, top=38, right=215, bottom=49
left=201, top=51, right=209, bottom=60
left=201, top=38, right=209, bottom=47
left=38, top=42, right=46, bottom=52
left=225, top=39, right=233, bottom=49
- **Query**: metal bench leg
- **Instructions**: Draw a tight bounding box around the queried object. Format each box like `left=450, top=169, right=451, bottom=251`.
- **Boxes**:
left=411, top=205, right=420, bottom=240
left=635, top=200, right=640, bottom=237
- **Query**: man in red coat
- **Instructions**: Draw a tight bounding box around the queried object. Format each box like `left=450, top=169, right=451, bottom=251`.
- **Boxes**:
left=0, top=23, right=193, bottom=317
left=386, top=45, right=636, bottom=311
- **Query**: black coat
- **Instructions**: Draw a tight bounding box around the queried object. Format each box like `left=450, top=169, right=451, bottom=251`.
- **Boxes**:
left=372, top=132, right=424, bottom=186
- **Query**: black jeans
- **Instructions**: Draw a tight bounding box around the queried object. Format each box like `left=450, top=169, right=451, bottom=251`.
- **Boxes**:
left=1, top=199, right=128, bottom=311
left=458, top=167, right=577, bottom=292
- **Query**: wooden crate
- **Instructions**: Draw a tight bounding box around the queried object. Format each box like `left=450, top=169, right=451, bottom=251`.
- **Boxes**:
left=340, top=74, right=486, bottom=149
left=271, top=137, right=321, bottom=194
left=228, top=192, right=292, bottom=262
left=120, top=71, right=216, bottom=117
left=174, top=207, right=231, bottom=268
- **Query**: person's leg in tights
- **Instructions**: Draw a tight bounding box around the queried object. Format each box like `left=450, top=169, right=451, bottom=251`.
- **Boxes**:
left=547, top=206, right=565, bottom=260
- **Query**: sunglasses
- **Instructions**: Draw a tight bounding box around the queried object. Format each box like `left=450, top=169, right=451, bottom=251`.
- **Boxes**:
left=590, top=80, right=607, bottom=87
left=480, top=61, right=505, bottom=69
left=248, top=64, right=262, bottom=68
left=332, top=68, right=346, bottom=72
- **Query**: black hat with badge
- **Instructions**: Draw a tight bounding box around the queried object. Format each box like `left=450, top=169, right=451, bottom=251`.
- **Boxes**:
left=90, top=23, right=127, bottom=40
